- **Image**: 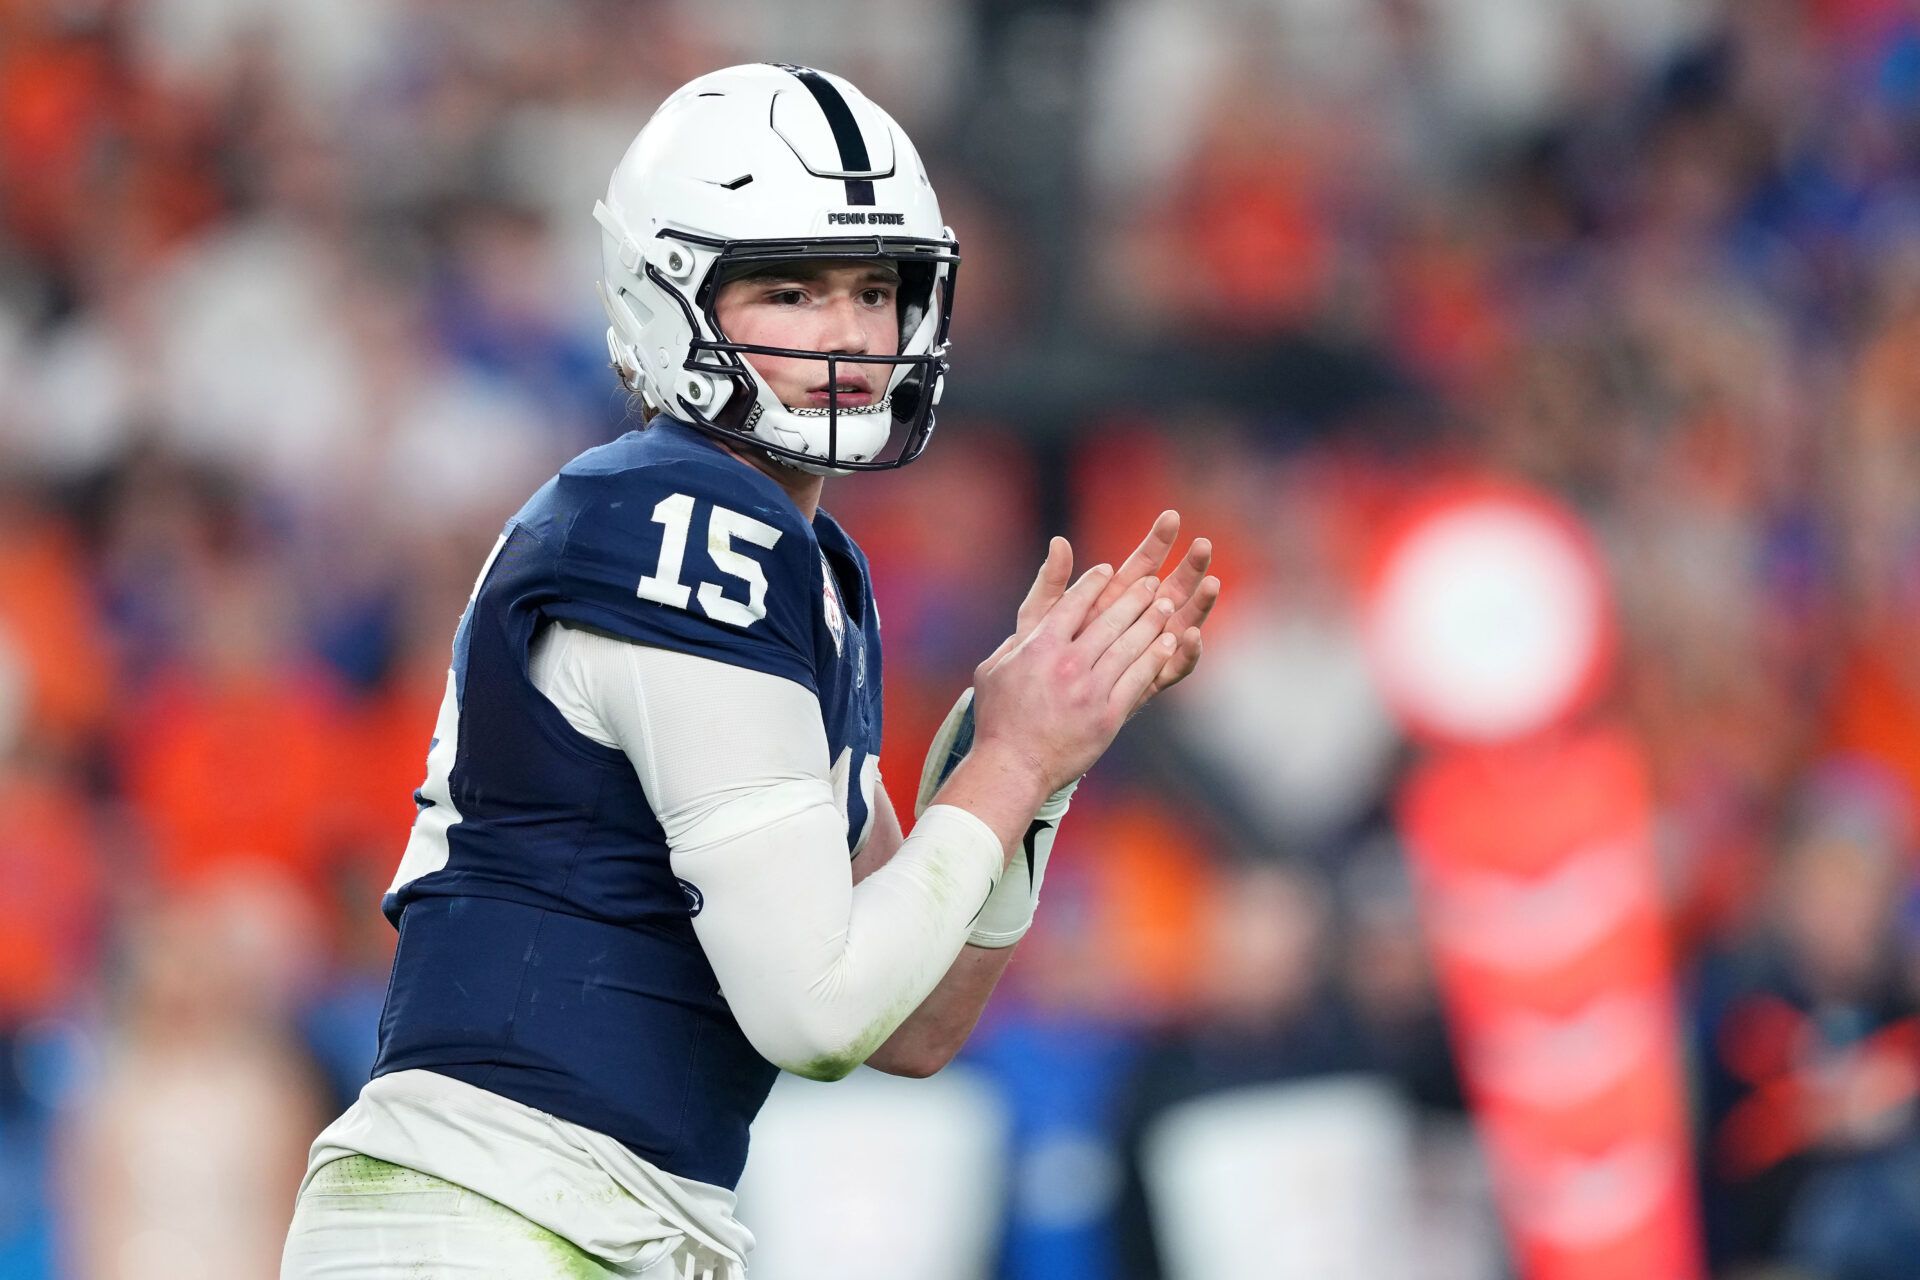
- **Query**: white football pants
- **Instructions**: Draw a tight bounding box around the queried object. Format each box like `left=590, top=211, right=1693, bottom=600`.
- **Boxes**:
left=281, top=1156, right=738, bottom=1279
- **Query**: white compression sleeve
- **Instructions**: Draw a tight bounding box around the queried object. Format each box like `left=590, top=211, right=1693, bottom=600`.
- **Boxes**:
left=528, top=623, right=1005, bottom=1080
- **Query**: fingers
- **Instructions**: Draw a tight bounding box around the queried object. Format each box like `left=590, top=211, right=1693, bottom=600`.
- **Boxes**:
left=1170, top=572, right=1221, bottom=632
left=1034, top=562, right=1115, bottom=642
left=1134, top=578, right=1218, bottom=713
left=1094, top=594, right=1175, bottom=686
left=1158, top=537, right=1212, bottom=613
left=982, top=538, right=1074, bottom=675
left=1169, top=625, right=1205, bottom=681
left=1014, top=536, right=1074, bottom=635
left=1071, top=573, right=1160, bottom=658
left=1015, top=522, right=1215, bottom=687
left=1094, top=510, right=1180, bottom=614
left=1115, top=628, right=1181, bottom=715
left=1142, top=625, right=1205, bottom=705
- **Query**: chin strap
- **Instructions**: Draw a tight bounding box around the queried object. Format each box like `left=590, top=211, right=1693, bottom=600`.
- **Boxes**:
left=788, top=396, right=893, bottom=418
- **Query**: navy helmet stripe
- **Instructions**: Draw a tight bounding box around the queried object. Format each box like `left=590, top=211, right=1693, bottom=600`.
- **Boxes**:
left=779, top=65, right=877, bottom=206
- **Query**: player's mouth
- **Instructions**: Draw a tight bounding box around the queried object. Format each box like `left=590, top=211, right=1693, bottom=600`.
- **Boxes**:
left=807, top=376, right=874, bottom=407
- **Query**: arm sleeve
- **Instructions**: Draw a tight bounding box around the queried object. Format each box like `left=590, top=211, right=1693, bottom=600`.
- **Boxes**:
left=539, top=623, right=1004, bottom=1080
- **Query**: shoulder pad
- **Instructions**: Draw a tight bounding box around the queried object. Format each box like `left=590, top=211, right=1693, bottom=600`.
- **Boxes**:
left=546, top=452, right=819, bottom=691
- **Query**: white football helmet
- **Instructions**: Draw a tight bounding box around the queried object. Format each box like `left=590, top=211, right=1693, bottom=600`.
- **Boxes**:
left=594, top=63, right=960, bottom=474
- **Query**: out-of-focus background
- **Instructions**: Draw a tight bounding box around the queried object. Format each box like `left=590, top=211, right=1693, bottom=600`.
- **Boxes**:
left=3, top=0, right=1920, bottom=1276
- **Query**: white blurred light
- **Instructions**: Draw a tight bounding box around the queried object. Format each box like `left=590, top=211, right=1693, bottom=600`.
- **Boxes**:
left=1142, top=1077, right=1422, bottom=1280
left=736, top=1067, right=1007, bottom=1280
left=1368, top=497, right=1606, bottom=745
left=1016, top=1131, right=1122, bottom=1229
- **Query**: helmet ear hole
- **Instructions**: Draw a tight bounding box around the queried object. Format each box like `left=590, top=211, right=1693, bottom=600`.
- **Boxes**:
left=605, top=331, right=643, bottom=390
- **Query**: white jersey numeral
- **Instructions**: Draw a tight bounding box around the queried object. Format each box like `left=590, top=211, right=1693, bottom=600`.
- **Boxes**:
left=638, top=493, right=782, bottom=626
left=636, top=492, right=696, bottom=609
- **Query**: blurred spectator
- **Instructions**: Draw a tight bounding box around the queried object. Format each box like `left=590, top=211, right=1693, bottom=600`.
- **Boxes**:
left=1829, top=243, right=1920, bottom=805
left=966, top=777, right=1217, bottom=1280
left=1692, top=761, right=1920, bottom=1274
left=0, top=491, right=112, bottom=758
left=1340, top=836, right=1465, bottom=1116
left=117, top=548, right=352, bottom=906
left=1113, top=858, right=1491, bottom=1278
left=5, top=0, right=1920, bottom=1274
left=0, top=756, right=105, bottom=1080
left=1118, top=72, right=1342, bottom=338
left=1116, top=860, right=1362, bottom=1275
left=55, top=873, right=328, bottom=1280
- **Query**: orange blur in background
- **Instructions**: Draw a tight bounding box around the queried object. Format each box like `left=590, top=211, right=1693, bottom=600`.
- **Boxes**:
left=2, top=1, right=1920, bottom=1278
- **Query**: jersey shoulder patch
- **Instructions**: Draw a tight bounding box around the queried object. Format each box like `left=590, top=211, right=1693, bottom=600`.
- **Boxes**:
left=540, top=428, right=820, bottom=690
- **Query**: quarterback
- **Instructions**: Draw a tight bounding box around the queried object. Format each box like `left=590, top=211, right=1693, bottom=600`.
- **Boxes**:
left=281, top=64, right=1217, bottom=1278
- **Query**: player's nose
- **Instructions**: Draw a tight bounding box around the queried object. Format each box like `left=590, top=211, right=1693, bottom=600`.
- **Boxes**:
left=818, top=292, right=870, bottom=356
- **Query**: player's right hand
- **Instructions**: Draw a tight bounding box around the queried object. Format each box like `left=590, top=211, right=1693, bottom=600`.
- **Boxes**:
left=970, top=559, right=1175, bottom=796
left=983, top=516, right=1219, bottom=713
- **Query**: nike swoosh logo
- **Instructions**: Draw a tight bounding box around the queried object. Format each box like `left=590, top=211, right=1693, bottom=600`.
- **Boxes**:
left=1022, top=819, right=1053, bottom=886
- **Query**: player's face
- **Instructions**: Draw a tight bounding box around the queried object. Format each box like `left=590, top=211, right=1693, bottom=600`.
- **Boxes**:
left=713, top=260, right=901, bottom=412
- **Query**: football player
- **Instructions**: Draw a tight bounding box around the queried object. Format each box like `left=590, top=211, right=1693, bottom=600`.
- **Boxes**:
left=281, top=63, right=1218, bottom=1279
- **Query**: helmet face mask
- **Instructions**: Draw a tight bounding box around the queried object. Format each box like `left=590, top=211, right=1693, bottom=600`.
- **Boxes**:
left=682, top=230, right=959, bottom=472
left=595, top=65, right=960, bottom=476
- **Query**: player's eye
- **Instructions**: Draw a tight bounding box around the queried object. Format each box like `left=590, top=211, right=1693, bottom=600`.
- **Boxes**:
left=859, top=286, right=896, bottom=307
left=763, top=287, right=809, bottom=306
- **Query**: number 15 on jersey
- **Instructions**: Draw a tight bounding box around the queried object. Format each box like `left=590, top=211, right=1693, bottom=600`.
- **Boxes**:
left=637, top=493, right=783, bottom=628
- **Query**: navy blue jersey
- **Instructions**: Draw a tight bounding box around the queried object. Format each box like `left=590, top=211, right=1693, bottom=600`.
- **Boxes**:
left=372, top=418, right=885, bottom=1189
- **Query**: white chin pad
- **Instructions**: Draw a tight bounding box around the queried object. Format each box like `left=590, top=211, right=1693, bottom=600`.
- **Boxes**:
left=744, top=392, right=895, bottom=468
left=790, top=399, right=892, bottom=464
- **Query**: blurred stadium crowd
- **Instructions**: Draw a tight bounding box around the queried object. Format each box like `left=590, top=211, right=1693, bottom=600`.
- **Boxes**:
left=3, top=0, right=1920, bottom=1276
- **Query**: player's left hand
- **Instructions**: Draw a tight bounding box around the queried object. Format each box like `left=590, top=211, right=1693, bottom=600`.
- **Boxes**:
left=1093, top=510, right=1217, bottom=709
left=988, top=511, right=1218, bottom=714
